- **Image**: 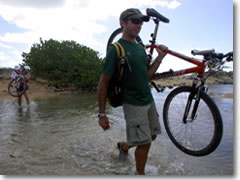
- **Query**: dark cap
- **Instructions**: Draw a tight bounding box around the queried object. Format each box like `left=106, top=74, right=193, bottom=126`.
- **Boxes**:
left=120, top=8, right=150, bottom=22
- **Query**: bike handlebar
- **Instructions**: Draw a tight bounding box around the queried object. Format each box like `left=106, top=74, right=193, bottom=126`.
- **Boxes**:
left=209, top=51, right=233, bottom=62
left=146, top=8, right=170, bottom=23
left=225, top=52, right=233, bottom=62
left=191, top=49, right=233, bottom=62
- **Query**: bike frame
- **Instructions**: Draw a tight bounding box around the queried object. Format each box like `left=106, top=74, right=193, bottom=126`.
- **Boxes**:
left=145, top=17, right=206, bottom=80
left=147, top=44, right=206, bottom=122
left=145, top=20, right=207, bottom=123
left=146, top=44, right=206, bottom=80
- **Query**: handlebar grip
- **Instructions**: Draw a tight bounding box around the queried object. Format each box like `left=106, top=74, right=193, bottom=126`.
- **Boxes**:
left=226, top=52, right=233, bottom=62
left=146, top=8, right=170, bottom=23
left=191, top=49, right=215, bottom=56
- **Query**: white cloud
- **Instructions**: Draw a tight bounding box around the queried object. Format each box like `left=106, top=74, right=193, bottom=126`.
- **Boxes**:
left=0, top=51, right=9, bottom=60
left=167, top=0, right=181, bottom=9
left=0, top=42, right=11, bottom=49
left=0, top=0, right=65, bottom=8
left=0, top=0, right=181, bottom=67
left=0, top=50, right=20, bottom=68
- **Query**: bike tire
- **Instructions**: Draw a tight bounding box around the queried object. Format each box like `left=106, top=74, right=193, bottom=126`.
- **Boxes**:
left=8, top=79, right=27, bottom=97
left=163, top=86, right=223, bottom=156
left=106, top=27, right=144, bottom=52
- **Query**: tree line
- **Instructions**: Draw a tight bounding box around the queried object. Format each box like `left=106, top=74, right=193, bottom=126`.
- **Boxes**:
left=22, top=38, right=104, bottom=90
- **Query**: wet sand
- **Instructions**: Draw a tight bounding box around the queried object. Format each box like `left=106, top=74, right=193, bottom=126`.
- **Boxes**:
left=0, top=76, right=57, bottom=101
left=0, top=76, right=233, bottom=101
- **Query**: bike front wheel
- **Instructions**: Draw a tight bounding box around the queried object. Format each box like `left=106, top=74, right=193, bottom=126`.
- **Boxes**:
left=8, top=79, right=27, bottom=97
left=163, top=86, right=223, bottom=156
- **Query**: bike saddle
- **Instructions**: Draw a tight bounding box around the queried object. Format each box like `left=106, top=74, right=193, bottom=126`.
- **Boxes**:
left=146, top=8, right=170, bottom=23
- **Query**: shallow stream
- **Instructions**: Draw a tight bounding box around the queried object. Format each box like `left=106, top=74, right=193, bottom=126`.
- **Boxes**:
left=0, top=85, right=233, bottom=175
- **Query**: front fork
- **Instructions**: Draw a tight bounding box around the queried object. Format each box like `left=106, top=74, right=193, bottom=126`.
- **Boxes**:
left=182, top=78, right=206, bottom=123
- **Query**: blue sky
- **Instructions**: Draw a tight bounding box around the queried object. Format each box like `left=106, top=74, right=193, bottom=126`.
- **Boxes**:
left=0, top=0, right=234, bottom=72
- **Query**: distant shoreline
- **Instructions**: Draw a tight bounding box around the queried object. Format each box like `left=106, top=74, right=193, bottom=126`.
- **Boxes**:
left=153, top=76, right=233, bottom=87
left=0, top=75, right=233, bottom=101
left=0, top=76, right=59, bottom=101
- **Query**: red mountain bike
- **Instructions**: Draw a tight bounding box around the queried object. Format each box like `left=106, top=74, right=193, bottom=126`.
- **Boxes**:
left=107, top=8, right=233, bottom=156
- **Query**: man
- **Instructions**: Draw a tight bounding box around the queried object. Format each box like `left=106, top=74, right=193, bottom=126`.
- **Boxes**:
left=11, top=65, right=31, bottom=106
left=97, top=8, right=167, bottom=175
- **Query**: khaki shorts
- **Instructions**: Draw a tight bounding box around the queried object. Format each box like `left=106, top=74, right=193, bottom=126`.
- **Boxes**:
left=123, top=102, right=161, bottom=146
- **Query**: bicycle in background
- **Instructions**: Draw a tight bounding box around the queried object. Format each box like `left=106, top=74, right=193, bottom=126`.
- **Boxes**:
left=8, top=65, right=31, bottom=97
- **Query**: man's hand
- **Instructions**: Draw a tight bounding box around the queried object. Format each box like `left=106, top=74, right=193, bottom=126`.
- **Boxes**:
left=148, top=44, right=168, bottom=79
left=98, top=116, right=110, bottom=131
left=156, top=44, right=168, bottom=58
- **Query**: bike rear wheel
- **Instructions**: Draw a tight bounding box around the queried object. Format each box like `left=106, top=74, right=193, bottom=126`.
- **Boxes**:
left=163, top=86, right=223, bottom=156
left=8, top=79, right=27, bottom=97
left=106, top=27, right=144, bottom=52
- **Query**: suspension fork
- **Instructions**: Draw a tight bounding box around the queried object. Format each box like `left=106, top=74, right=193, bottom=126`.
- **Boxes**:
left=182, top=79, right=203, bottom=123
left=190, top=81, right=206, bottom=120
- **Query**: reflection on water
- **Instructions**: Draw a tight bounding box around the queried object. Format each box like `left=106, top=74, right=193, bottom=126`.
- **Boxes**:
left=0, top=85, right=233, bottom=175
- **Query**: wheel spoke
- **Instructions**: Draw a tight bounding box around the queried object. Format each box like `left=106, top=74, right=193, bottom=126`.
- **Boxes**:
left=163, top=86, right=223, bottom=156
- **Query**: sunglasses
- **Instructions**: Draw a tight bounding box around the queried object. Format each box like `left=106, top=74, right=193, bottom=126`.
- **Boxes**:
left=129, top=18, right=143, bottom=25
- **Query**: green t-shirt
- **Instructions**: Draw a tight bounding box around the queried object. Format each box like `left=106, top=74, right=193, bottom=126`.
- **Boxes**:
left=102, top=39, right=153, bottom=106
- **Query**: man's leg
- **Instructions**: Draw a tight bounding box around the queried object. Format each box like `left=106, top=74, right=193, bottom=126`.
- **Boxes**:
left=18, top=96, right=22, bottom=106
left=122, top=142, right=129, bottom=152
left=122, top=135, right=156, bottom=152
left=24, top=91, right=30, bottom=105
left=122, top=103, right=159, bottom=174
left=118, top=142, right=133, bottom=153
left=135, top=143, right=151, bottom=175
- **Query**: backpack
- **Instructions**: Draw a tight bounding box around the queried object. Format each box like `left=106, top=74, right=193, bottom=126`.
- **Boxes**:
left=107, top=42, right=129, bottom=108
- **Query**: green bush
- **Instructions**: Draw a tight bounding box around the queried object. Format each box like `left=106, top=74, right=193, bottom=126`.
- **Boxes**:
left=22, top=38, right=103, bottom=89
